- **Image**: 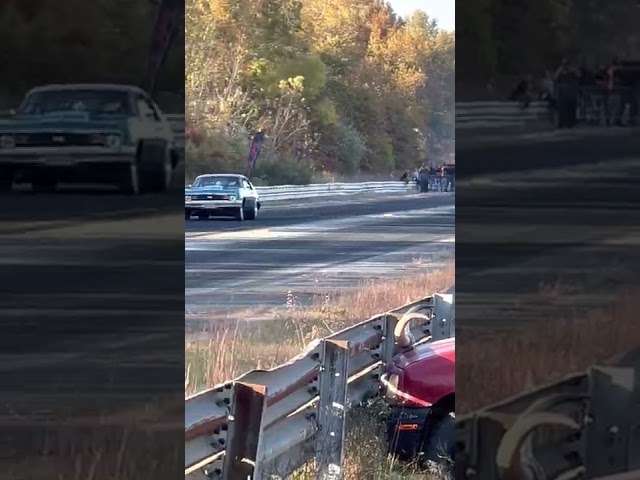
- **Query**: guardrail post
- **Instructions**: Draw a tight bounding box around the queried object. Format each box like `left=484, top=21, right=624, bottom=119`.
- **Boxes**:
left=380, top=314, right=398, bottom=366
left=433, top=293, right=454, bottom=340
left=315, top=339, right=350, bottom=480
left=222, top=382, right=267, bottom=480
left=585, top=366, right=636, bottom=476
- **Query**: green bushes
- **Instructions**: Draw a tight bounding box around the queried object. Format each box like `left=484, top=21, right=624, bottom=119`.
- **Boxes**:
left=185, top=133, right=314, bottom=186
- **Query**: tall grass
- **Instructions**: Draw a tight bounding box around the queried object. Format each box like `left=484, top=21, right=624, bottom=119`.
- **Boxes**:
left=457, top=287, right=640, bottom=413
left=185, top=264, right=456, bottom=395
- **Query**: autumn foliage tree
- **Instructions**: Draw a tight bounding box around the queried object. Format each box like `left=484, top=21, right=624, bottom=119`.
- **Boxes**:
left=0, top=0, right=184, bottom=110
left=456, top=0, right=640, bottom=99
left=186, top=0, right=455, bottom=183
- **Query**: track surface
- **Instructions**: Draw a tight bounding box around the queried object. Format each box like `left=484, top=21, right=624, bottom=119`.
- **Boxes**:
left=456, top=127, right=640, bottom=330
left=185, top=192, right=455, bottom=326
left=0, top=182, right=184, bottom=475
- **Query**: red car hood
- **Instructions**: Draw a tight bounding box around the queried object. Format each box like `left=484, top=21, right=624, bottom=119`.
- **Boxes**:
left=390, top=337, right=455, bottom=406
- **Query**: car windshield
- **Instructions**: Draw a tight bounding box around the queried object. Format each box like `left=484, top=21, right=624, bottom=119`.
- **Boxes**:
left=192, top=176, right=242, bottom=188
left=18, top=89, right=133, bottom=115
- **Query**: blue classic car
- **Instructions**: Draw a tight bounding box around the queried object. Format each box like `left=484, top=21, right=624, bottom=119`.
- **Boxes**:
left=0, top=83, right=179, bottom=193
left=185, top=174, right=260, bottom=221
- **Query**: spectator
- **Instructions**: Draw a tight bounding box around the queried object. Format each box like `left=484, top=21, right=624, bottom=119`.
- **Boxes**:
left=608, top=56, right=625, bottom=126
left=510, top=75, right=532, bottom=108
left=539, top=70, right=557, bottom=124
left=594, top=63, right=611, bottom=125
left=554, top=58, right=579, bottom=128
left=577, top=57, right=596, bottom=123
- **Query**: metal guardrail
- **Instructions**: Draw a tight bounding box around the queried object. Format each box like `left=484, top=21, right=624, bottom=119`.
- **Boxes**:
left=456, top=348, right=640, bottom=479
left=456, top=101, right=549, bottom=130
left=253, top=181, right=418, bottom=201
left=185, top=291, right=455, bottom=479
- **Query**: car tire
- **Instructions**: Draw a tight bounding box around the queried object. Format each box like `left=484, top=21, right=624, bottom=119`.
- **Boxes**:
left=120, top=163, right=140, bottom=194
left=243, top=199, right=258, bottom=220
left=185, top=209, right=192, bottom=220
left=235, top=205, right=245, bottom=221
left=420, top=412, right=455, bottom=468
left=138, top=143, right=172, bottom=193
left=196, top=211, right=209, bottom=220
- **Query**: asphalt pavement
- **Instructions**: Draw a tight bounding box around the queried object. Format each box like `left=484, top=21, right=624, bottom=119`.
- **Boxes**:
left=455, top=127, right=640, bottom=331
left=185, top=192, right=455, bottom=328
left=0, top=183, right=184, bottom=476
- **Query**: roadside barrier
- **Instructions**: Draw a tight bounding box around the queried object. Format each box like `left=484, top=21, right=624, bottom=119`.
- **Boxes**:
left=185, top=291, right=455, bottom=479
left=253, top=181, right=418, bottom=200
left=457, top=348, right=640, bottom=479
left=455, top=101, right=549, bottom=130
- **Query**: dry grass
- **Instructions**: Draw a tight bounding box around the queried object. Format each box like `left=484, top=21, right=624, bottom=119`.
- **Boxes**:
left=185, top=263, right=455, bottom=394
left=291, top=404, right=450, bottom=480
left=184, top=263, right=454, bottom=480
left=457, top=286, right=640, bottom=413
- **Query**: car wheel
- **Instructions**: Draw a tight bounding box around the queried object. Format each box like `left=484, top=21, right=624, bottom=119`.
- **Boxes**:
left=138, top=143, right=172, bottom=193
left=120, top=163, right=140, bottom=194
left=185, top=209, right=192, bottom=220
left=196, top=211, right=209, bottom=220
left=235, top=204, right=245, bottom=221
left=420, top=412, right=455, bottom=469
left=244, top=199, right=257, bottom=220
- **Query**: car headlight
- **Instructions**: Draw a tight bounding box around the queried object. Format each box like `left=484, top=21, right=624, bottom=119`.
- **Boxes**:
left=185, top=196, right=192, bottom=202
left=228, top=195, right=237, bottom=201
left=105, top=134, right=122, bottom=149
left=0, top=135, right=15, bottom=148
left=380, top=373, right=400, bottom=402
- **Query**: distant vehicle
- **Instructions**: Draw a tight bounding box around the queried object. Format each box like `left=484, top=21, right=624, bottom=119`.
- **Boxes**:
left=185, top=173, right=260, bottom=221
left=380, top=336, right=455, bottom=468
left=0, top=83, right=179, bottom=193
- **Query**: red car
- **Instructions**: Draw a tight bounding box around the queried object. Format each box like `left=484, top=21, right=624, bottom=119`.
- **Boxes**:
left=381, top=336, right=455, bottom=467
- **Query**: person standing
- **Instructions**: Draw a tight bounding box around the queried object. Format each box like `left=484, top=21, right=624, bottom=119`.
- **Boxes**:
left=555, top=59, right=579, bottom=128
left=608, top=57, right=625, bottom=126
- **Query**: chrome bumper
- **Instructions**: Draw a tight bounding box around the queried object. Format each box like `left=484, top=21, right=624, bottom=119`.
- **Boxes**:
left=0, top=146, right=136, bottom=166
left=185, top=199, right=242, bottom=209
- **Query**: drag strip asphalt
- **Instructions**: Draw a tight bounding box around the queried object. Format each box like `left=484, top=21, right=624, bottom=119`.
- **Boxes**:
left=456, top=127, right=640, bottom=331
left=0, top=187, right=185, bottom=466
left=185, top=192, right=455, bottom=325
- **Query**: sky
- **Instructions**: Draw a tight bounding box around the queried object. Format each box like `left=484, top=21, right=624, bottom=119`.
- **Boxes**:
left=388, top=0, right=455, bottom=31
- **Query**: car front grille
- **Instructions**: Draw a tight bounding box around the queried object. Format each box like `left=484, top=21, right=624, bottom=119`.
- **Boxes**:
left=191, top=194, right=230, bottom=200
left=15, top=133, right=106, bottom=147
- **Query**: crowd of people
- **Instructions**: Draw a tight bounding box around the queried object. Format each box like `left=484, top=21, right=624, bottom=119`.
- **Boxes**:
left=400, top=163, right=455, bottom=193
left=509, top=57, right=640, bottom=128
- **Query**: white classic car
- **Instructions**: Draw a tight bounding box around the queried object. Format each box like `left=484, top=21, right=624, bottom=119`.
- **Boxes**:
left=185, top=174, right=261, bottom=221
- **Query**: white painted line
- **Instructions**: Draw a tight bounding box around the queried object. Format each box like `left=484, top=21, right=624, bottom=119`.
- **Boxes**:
left=186, top=205, right=454, bottom=244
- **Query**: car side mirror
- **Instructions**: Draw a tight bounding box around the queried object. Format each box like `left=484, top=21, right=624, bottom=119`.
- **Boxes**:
left=187, top=184, right=192, bottom=188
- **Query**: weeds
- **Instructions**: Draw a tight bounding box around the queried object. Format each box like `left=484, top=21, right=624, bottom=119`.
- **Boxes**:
left=185, top=264, right=455, bottom=394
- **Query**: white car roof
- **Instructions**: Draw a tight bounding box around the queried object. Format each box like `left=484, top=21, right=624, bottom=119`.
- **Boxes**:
left=196, top=174, right=245, bottom=179
left=27, top=84, right=147, bottom=95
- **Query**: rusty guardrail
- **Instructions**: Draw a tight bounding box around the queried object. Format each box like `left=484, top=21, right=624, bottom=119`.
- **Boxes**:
left=456, top=347, right=640, bottom=479
left=185, top=291, right=455, bottom=479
